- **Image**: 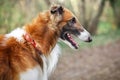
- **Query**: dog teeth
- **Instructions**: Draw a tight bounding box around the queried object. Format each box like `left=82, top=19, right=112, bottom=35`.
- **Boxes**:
left=66, top=33, right=78, bottom=49
left=67, top=33, right=70, bottom=36
left=67, top=33, right=71, bottom=38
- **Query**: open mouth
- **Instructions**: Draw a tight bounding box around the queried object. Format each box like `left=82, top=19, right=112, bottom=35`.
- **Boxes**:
left=63, top=33, right=78, bottom=49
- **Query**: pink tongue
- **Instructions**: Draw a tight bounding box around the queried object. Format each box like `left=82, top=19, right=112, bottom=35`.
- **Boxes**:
left=67, top=33, right=78, bottom=48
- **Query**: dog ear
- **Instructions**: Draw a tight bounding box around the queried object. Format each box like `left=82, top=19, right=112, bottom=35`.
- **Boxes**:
left=50, top=4, right=64, bottom=15
left=50, top=4, right=64, bottom=25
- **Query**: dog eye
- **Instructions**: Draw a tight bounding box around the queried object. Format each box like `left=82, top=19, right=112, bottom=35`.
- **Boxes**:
left=71, top=17, right=76, bottom=23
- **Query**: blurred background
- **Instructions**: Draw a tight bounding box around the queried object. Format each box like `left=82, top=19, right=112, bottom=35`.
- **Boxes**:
left=0, top=0, right=120, bottom=80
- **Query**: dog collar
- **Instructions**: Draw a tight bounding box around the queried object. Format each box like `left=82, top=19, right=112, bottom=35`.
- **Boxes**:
left=23, top=33, right=37, bottom=48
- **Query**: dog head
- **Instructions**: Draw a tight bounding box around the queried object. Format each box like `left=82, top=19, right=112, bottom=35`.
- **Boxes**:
left=50, top=4, right=92, bottom=49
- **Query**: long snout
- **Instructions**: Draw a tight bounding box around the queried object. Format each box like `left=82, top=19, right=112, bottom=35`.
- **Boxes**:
left=78, top=29, right=92, bottom=42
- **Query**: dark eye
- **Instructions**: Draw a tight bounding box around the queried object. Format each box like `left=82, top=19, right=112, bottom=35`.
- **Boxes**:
left=71, top=17, right=76, bottom=23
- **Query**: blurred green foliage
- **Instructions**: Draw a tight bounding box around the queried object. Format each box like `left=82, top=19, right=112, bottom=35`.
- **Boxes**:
left=0, top=0, right=23, bottom=33
left=0, top=0, right=48, bottom=34
left=0, top=0, right=117, bottom=34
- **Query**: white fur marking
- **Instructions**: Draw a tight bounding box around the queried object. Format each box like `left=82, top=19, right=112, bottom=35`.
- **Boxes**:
left=78, top=29, right=91, bottom=41
left=20, top=66, right=43, bottom=80
left=6, top=28, right=26, bottom=41
left=47, top=44, right=61, bottom=76
left=39, top=44, right=61, bottom=79
left=40, top=55, right=48, bottom=80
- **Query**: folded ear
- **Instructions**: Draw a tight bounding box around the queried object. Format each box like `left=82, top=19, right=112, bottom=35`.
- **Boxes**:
left=50, top=4, right=64, bottom=15
left=50, top=4, right=64, bottom=24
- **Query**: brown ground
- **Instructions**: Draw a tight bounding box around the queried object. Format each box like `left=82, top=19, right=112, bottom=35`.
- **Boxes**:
left=50, top=40, right=120, bottom=80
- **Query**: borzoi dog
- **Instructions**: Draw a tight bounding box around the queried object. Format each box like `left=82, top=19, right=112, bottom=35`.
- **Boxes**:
left=0, top=4, right=92, bottom=80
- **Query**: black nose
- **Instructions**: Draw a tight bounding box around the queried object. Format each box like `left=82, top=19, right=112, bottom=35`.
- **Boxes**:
left=88, top=37, right=92, bottom=42
left=86, top=37, right=92, bottom=42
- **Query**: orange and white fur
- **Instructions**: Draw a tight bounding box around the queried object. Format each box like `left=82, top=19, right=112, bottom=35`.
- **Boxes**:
left=0, top=4, right=92, bottom=80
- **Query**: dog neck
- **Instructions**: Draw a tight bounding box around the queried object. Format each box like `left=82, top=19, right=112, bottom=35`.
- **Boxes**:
left=24, top=11, right=61, bottom=56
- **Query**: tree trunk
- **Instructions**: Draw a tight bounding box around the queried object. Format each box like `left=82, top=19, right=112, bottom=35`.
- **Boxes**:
left=109, top=0, right=120, bottom=28
left=78, top=0, right=105, bottom=35
left=44, top=0, right=51, bottom=6
left=88, top=0, right=106, bottom=35
left=80, top=0, right=88, bottom=28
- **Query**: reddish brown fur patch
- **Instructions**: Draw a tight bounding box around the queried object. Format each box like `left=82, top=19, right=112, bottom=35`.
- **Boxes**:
left=25, top=12, right=60, bottom=55
left=0, top=37, right=43, bottom=80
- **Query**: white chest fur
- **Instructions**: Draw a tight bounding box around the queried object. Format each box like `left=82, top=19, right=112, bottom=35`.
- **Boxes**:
left=47, top=44, right=61, bottom=76
left=20, top=66, right=43, bottom=80
left=41, top=44, right=61, bottom=79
